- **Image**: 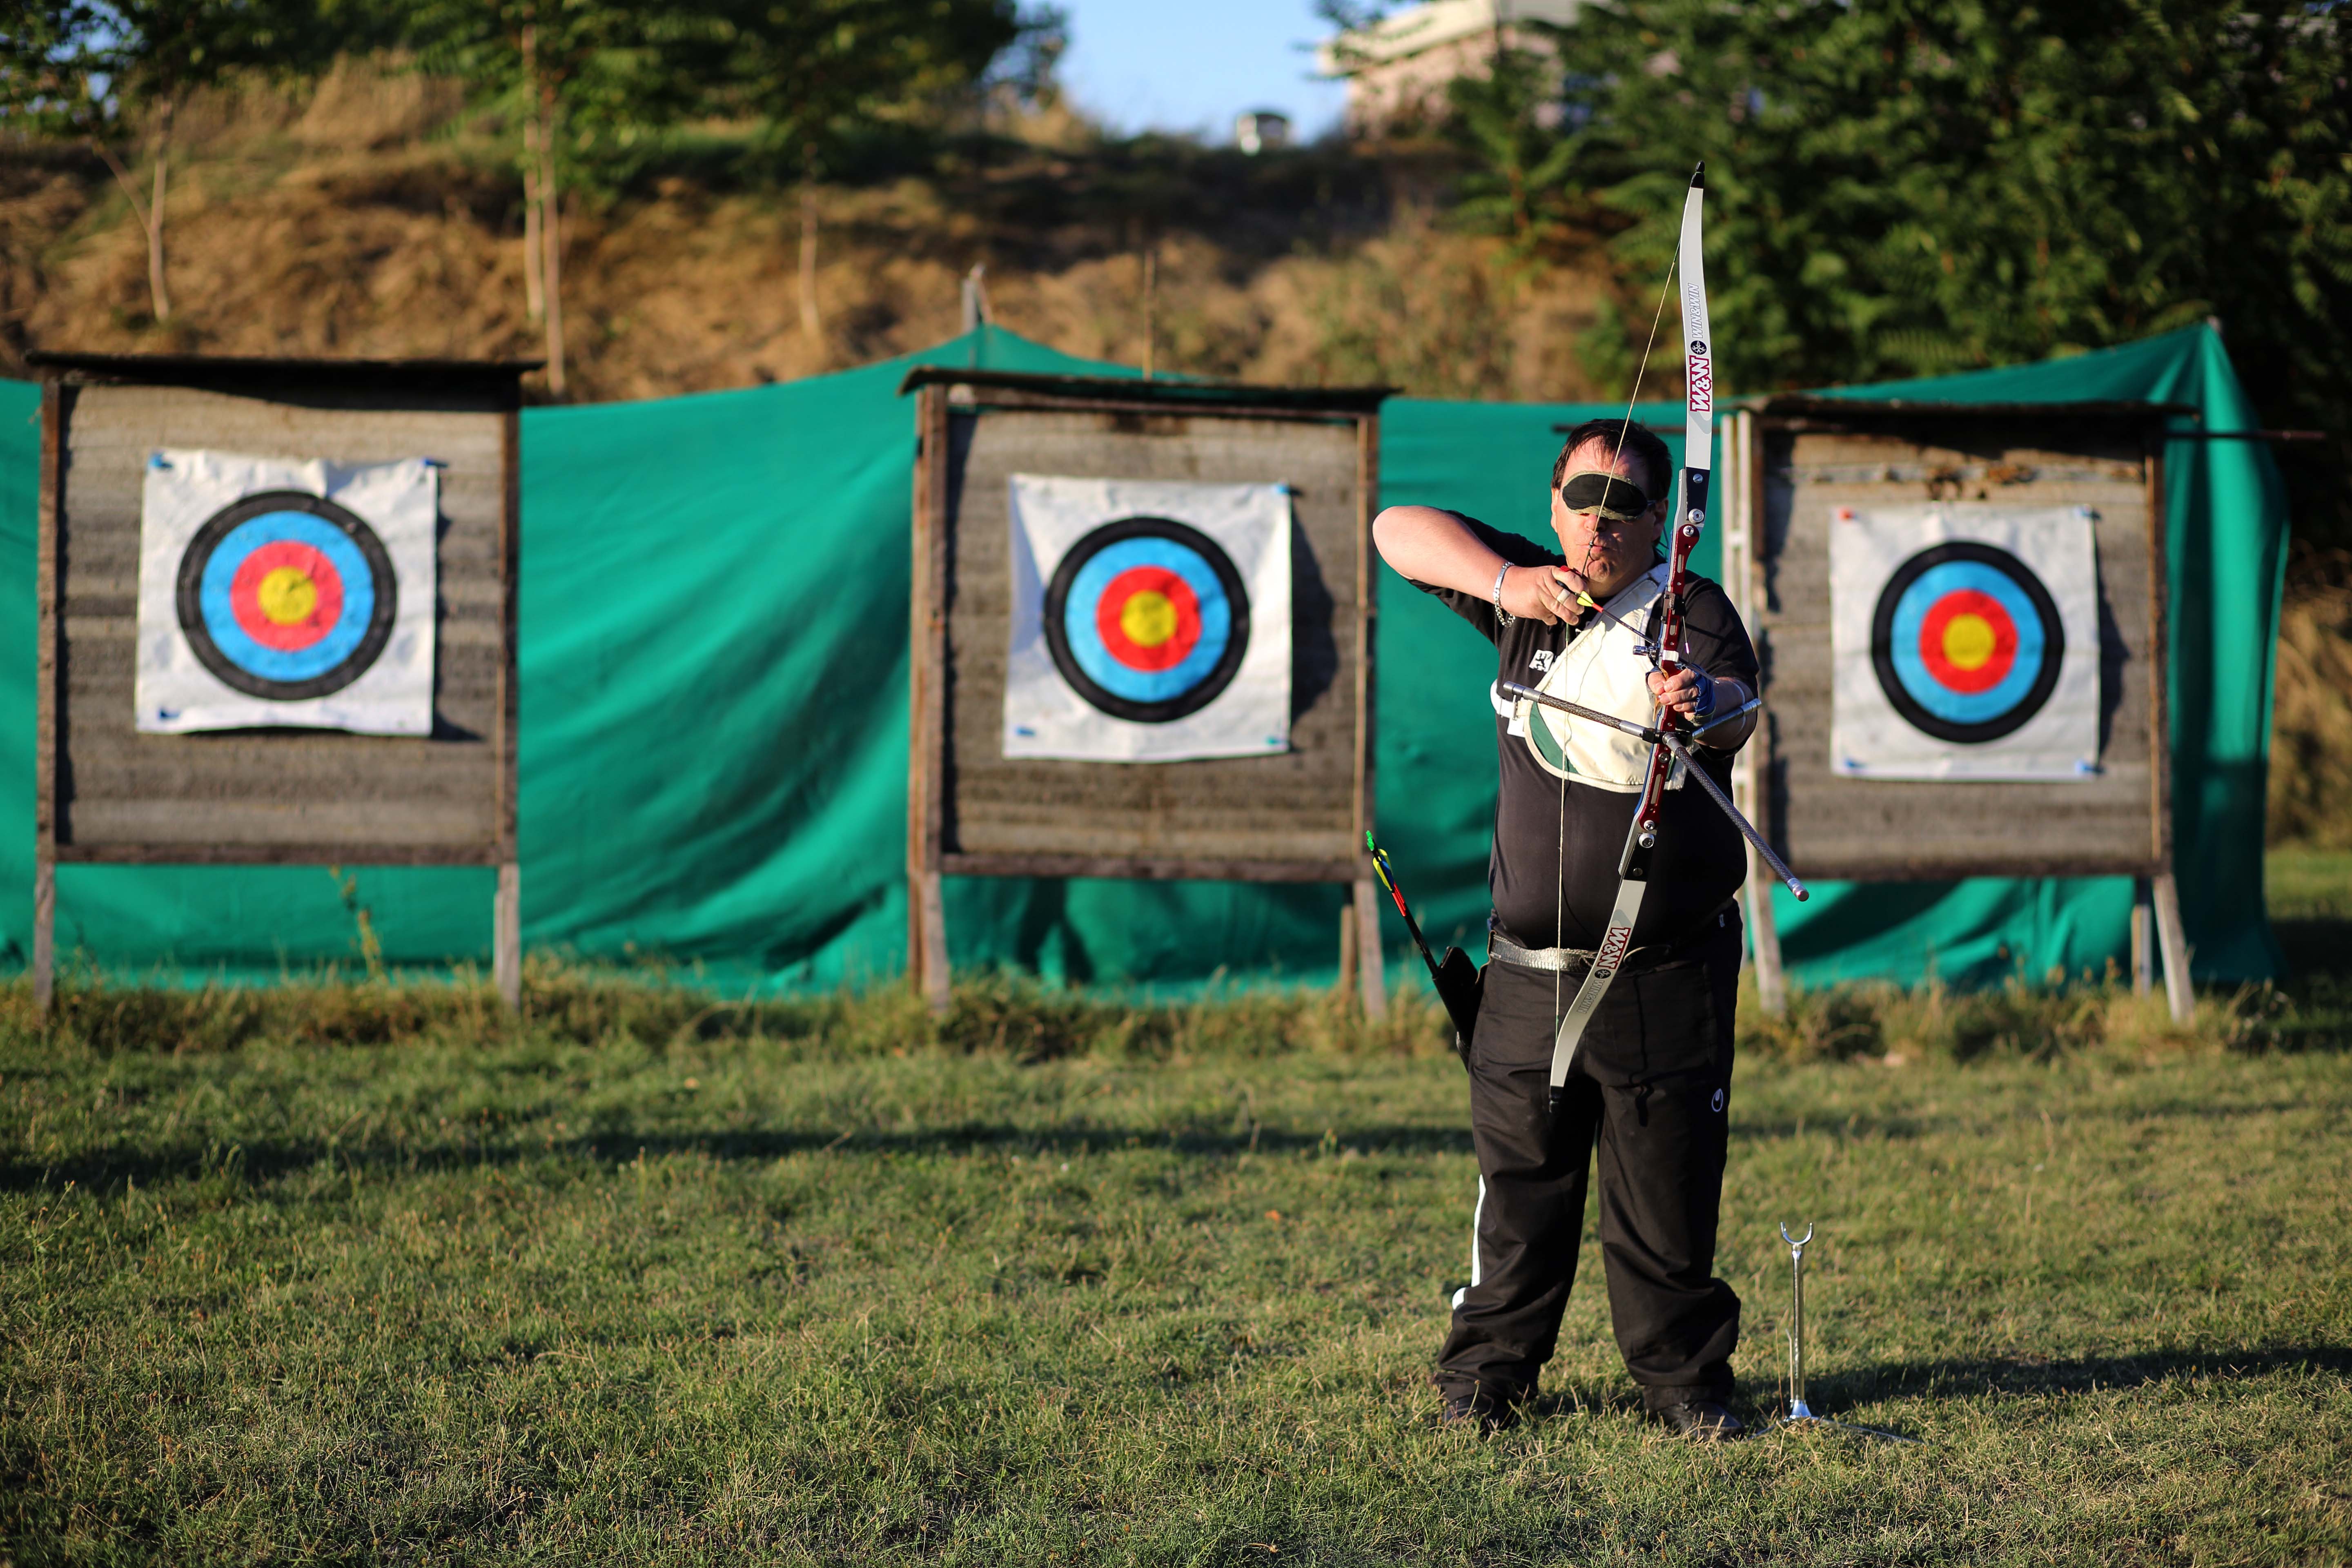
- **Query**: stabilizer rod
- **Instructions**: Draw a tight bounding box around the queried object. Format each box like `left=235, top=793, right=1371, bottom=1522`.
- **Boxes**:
left=1500, top=682, right=1807, bottom=901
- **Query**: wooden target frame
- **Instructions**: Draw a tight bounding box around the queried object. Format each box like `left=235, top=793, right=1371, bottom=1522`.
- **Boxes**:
left=900, top=368, right=1390, bottom=1009
left=1719, top=398, right=2192, bottom=1017
left=30, top=352, right=532, bottom=1011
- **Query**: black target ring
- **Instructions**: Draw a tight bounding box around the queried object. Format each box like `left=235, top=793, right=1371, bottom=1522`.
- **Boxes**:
left=1041, top=516, right=1252, bottom=724
left=174, top=489, right=399, bottom=702
left=1869, top=540, right=2064, bottom=745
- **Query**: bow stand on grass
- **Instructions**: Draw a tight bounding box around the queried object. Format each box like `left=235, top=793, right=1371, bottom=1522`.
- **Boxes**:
left=1507, top=163, right=1810, bottom=1125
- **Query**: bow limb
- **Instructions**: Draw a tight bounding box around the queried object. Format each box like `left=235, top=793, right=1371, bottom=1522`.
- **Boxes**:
left=1544, top=164, right=1714, bottom=1115
left=1621, top=163, right=1710, bottom=877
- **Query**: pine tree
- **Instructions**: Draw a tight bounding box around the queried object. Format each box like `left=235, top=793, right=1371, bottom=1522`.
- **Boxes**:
left=1520, top=0, right=2349, bottom=548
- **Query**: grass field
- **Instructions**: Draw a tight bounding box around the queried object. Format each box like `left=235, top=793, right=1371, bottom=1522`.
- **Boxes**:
left=2270, top=847, right=2352, bottom=990
left=3, top=869, right=2350, bottom=1564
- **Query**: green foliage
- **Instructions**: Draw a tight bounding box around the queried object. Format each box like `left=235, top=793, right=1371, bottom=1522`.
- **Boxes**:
left=393, top=0, right=1048, bottom=185
left=394, top=0, right=728, bottom=187
left=693, top=0, right=1045, bottom=178
left=101, top=0, right=354, bottom=100
left=5, top=1, right=1059, bottom=191
left=1, top=0, right=339, bottom=142
left=0, top=3, right=107, bottom=140
left=1443, top=46, right=1582, bottom=262
left=1525, top=0, right=2350, bottom=545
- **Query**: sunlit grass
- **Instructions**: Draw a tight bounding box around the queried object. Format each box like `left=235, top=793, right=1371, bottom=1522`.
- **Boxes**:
left=2, top=969, right=2347, bottom=1564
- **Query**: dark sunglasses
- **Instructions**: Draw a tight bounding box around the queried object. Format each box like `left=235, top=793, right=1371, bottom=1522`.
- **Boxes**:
left=1558, top=469, right=1655, bottom=520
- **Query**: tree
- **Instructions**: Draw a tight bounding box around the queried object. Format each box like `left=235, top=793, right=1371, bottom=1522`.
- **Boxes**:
left=696, top=0, right=1048, bottom=359
left=3, top=0, right=328, bottom=323
left=1519, top=0, right=2350, bottom=550
left=396, top=0, right=1048, bottom=389
left=1444, top=45, right=1581, bottom=264
left=404, top=0, right=714, bottom=394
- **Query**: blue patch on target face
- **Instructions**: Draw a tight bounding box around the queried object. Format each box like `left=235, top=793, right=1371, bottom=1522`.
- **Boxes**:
left=1884, top=560, right=2046, bottom=725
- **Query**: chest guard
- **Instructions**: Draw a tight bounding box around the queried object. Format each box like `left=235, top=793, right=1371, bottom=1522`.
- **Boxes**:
left=1507, top=564, right=1686, bottom=794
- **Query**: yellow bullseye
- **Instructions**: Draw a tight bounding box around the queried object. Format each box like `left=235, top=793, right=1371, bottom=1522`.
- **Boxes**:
left=1941, top=612, right=1997, bottom=671
left=257, top=566, right=319, bottom=626
left=1120, top=589, right=1178, bottom=648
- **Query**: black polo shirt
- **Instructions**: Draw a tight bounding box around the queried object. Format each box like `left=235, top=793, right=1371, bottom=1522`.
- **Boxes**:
left=1411, top=514, right=1760, bottom=951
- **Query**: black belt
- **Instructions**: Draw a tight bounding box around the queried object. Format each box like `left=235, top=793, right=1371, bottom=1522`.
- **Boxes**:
left=1485, top=901, right=1736, bottom=976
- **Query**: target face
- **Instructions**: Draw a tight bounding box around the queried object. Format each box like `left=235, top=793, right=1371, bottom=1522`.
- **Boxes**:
left=173, top=490, right=398, bottom=701
left=1042, top=517, right=1250, bottom=723
left=1870, top=541, right=2063, bottom=744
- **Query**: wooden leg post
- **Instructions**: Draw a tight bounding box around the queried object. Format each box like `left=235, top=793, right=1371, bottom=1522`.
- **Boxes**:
left=1354, top=878, right=1386, bottom=1020
left=916, top=870, right=950, bottom=1015
left=1335, top=904, right=1357, bottom=1000
left=1744, top=857, right=1786, bottom=1019
left=2130, top=878, right=2154, bottom=997
left=2151, top=869, right=2192, bottom=1025
left=32, top=860, right=53, bottom=1020
left=907, top=868, right=923, bottom=998
left=494, top=862, right=521, bottom=1010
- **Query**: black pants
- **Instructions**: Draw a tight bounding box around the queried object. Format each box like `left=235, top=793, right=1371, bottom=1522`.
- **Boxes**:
left=1436, top=911, right=1742, bottom=1412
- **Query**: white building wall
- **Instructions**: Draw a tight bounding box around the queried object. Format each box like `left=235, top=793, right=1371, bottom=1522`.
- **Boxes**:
left=1319, top=0, right=1583, bottom=138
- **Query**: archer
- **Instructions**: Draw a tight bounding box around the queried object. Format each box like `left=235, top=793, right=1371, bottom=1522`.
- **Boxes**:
left=1371, top=406, right=1761, bottom=1440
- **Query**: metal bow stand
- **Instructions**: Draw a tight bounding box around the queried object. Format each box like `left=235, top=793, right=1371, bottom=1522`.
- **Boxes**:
left=1771, top=1223, right=1920, bottom=1443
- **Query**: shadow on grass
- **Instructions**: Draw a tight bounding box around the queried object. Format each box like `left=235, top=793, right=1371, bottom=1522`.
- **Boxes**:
left=2275, top=916, right=2352, bottom=982
left=1507, top=1344, right=2352, bottom=1437
left=0, top=1119, right=1482, bottom=1194
left=1812, top=1342, right=2352, bottom=1408
left=18, top=1073, right=2339, bottom=1194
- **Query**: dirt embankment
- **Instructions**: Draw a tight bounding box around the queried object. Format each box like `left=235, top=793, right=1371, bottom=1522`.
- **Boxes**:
left=2271, top=578, right=2352, bottom=849
left=0, top=60, right=1617, bottom=406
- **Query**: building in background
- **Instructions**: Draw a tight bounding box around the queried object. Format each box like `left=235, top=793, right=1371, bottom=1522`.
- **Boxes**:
left=1234, top=110, right=1292, bottom=155
left=1317, top=0, right=1581, bottom=138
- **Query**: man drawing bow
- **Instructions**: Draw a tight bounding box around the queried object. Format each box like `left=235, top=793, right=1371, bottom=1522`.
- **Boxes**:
left=1371, top=411, right=1761, bottom=1441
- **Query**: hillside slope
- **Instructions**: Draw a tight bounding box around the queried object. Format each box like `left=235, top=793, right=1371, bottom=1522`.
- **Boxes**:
left=0, top=62, right=1616, bottom=406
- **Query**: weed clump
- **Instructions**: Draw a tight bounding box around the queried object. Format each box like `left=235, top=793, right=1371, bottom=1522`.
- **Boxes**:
left=1735, top=976, right=2301, bottom=1063
left=0, top=957, right=2323, bottom=1062
left=0, top=960, right=1463, bottom=1062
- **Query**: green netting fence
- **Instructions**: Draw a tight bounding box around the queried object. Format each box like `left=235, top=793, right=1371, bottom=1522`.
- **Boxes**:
left=0, top=322, right=2284, bottom=991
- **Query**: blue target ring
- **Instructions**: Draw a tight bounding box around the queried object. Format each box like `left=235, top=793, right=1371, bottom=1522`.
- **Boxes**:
left=1062, top=537, right=1234, bottom=702
left=198, top=512, right=378, bottom=683
left=1042, top=517, right=1250, bottom=723
left=1870, top=541, right=2062, bottom=744
left=174, top=490, right=398, bottom=702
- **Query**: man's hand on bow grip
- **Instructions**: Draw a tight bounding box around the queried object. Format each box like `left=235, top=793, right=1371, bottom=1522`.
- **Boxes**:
left=1648, top=666, right=1716, bottom=726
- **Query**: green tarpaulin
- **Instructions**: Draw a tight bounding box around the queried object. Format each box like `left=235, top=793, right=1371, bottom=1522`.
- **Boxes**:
left=0, top=322, right=2284, bottom=990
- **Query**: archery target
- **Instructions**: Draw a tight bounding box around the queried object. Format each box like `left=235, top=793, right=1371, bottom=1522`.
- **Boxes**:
left=1043, top=517, right=1249, bottom=724
left=1003, top=474, right=1292, bottom=764
left=1869, top=541, right=2062, bottom=744
left=1829, top=503, right=2099, bottom=782
left=136, top=449, right=438, bottom=735
left=175, top=490, right=397, bottom=701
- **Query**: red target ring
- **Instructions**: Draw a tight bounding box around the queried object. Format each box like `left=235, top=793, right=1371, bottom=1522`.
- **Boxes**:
left=1092, top=566, right=1203, bottom=672
left=228, top=540, right=346, bottom=651
left=1916, top=588, right=2018, bottom=694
